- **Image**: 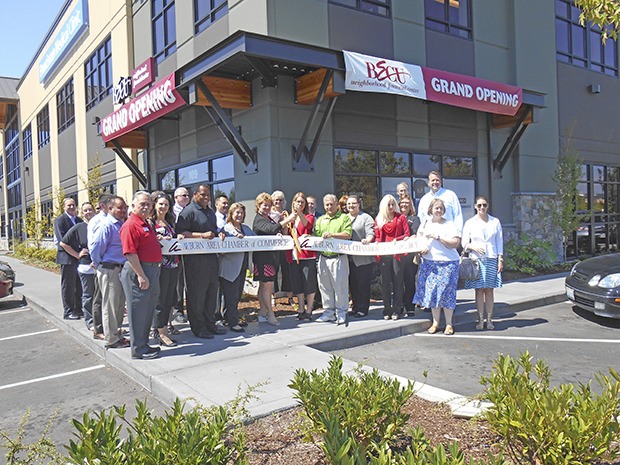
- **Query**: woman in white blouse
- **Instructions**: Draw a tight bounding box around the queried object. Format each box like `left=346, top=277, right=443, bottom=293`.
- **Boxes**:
left=461, top=196, right=504, bottom=330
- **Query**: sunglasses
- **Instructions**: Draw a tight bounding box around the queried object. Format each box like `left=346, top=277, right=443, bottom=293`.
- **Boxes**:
left=476, top=203, right=488, bottom=207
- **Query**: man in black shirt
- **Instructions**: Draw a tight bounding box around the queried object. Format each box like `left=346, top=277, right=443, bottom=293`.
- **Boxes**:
left=60, top=202, right=96, bottom=330
left=176, top=184, right=226, bottom=339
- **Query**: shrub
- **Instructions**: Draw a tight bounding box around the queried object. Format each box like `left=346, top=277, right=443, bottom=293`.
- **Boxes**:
left=289, top=356, right=495, bottom=464
left=480, top=351, right=620, bottom=465
left=65, top=399, right=248, bottom=464
left=0, top=411, right=63, bottom=465
left=504, top=234, right=555, bottom=275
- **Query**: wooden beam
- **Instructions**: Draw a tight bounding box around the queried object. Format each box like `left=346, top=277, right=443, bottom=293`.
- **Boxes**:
left=492, top=105, right=532, bottom=129
left=104, top=130, right=146, bottom=149
left=295, top=68, right=343, bottom=105
left=193, top=76, right=251, bottom=109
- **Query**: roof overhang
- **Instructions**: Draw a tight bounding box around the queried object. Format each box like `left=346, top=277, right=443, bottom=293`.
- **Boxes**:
left=0, top=77, right=19, bottom=131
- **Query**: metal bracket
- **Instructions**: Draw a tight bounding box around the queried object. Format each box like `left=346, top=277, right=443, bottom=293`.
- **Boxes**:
left=243, top=55, right=277, bottom=88
left=292, top=69, right=336, bottom=172
left=492, top=105, right=533, bottom=173
left=111, top=140, right=148, bottom=187
left=195, top=79, right=258, bottom=173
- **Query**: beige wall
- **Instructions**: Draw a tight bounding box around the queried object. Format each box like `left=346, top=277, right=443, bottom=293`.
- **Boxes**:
left=17, top=0, right=135, bottom=211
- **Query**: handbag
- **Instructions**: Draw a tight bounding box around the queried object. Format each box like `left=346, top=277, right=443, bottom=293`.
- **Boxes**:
left=459, top=252, right=480, bottom=280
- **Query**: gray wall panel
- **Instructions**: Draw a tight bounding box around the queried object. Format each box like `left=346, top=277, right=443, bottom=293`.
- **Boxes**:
left=328, top=4, right=393, bottom=58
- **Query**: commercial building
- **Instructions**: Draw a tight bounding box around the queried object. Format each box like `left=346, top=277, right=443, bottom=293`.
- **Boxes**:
left=1, top=0, right=619, bottom=259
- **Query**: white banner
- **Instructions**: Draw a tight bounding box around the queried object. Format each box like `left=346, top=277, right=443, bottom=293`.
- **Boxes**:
left=160, top=235, right=427, bottom=256
left=344, top=50, right=426, bottom=100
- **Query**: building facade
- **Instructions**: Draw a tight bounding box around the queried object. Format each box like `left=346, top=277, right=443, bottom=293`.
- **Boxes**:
left=1, top=0, right=619, bottom=259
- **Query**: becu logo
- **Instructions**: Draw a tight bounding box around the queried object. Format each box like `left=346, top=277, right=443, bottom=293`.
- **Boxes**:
left=365, top=60, right=411, bottom=84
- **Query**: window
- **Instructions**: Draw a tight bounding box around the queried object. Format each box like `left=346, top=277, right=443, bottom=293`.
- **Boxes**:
left=425, top=0, right=472, bottom=39
left=84, top=36, right=113, bottom=110
left=152, top=0, right=176, bottom=63
left=41, top=200, right=54, bottom=238
left=23, top=124, right=33, bottom=160
left=556, top=0, right=618, bottom=76
left=57, top=78, right=75, bottom=133
left=157, top=154, right=235, bottom=202
left=329, top=0, right=390, bottom=18
left=37, top=105, right=50, bottom=149
left=194, top=0, right=228, bottom=34
left=6, top=136, right=21, bottom=209
left=568, top=163, right=620, bottom=257
left=334, top=148, right=475, bottom=217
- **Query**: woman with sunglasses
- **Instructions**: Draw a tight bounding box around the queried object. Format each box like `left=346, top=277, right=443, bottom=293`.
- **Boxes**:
left=461, top=196, right=504, bottom=330
left=398, top=195, right=420, bottom=316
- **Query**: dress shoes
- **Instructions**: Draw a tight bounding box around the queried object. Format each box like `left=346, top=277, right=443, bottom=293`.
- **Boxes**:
left=63, top=313, right=81, bottom=320
left=229, top=325, right=245, bottom=333
left=105, top=338, right=130, bottom=349
left=132, top=346, right=161, bottom=360
left=207, top=325, right=226, bottom=335
left=196, top=331, right=214, bottom=339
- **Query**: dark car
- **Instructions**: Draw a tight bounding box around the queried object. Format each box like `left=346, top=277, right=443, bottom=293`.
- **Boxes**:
left=0, top=261, right=14, bottom=298
left=565, top=253, right=620, bottom=319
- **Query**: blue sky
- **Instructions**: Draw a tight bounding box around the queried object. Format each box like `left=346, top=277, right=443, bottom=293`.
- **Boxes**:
left=0, top=0, right=67, bottom=78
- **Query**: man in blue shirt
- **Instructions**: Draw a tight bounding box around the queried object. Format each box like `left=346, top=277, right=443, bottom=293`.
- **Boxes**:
left=89, top=196, right=129, bottom=349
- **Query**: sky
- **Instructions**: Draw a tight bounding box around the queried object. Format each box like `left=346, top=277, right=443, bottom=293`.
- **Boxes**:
left=0, top=0, right=67, bottom=78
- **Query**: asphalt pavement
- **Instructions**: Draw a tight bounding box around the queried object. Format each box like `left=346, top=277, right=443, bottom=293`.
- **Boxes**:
left=3, top=253, right=571, bottom=419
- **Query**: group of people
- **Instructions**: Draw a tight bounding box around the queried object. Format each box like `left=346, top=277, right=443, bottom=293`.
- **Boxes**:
left=53, top=170, right=504, bottom=362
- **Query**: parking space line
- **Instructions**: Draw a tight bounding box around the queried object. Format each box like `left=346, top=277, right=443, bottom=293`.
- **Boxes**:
left=0, top=365, right=106, bottom=391
left=0, top=329, right=59, bottom=342
left=0, top=308, right=30, bottom=316
left=414, top=334, right=620, bottom=343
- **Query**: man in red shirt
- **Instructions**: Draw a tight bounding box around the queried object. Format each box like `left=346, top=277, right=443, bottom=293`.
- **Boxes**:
left=120, top=191, right=163, bottom=360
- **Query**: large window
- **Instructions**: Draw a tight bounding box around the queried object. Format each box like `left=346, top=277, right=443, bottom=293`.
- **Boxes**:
left=329, top=0, right=390, bottom=18
left=85, top=36, right=113, bottom=110
left=158, top=153, right=235, bottom=202
left=23, top=124, right=33, bottom=160
left=425, top=0, right=471, bottom=39
left=569, top=164, right=620, bottom=257
left=556, top=0, right=618, bottom=76
left=153, top=0, right=176, bottom=63
left=36, top=105, right=50, bottom=149
left=194, top=0, right=228, bottom=34
left=334, top=148, right=475, bottom=217
left=57, top=78, right=75, bottom=133
left=6, top=137, right=21, bottom=209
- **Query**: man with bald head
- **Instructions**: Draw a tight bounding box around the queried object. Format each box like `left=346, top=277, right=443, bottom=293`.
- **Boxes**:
left=176, top=184, right=225, bottom=339
left=120, top=191, right=162, bottom=360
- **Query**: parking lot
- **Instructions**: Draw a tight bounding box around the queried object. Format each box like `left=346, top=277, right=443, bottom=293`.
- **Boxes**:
left=332, top=300, right=620, bottom=397
left=0, top=294, right=166, bottom=448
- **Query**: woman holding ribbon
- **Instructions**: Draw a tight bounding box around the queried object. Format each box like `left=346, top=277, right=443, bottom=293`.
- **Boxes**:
left=285, top=192, right=317, bottom=321
left=218, top=202, right=256, bottom=333
left=414, top=198, right=461, bottom=335
left=375, top=194, right=409, bottom=320
left=252, top=192, right=296, bottom=325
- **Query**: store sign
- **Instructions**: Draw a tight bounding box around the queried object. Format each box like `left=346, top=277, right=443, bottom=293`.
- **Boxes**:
left=132, top=58, right=155, bottom=94
left=423, top=68, right=522, bottom=116
left=344, top=51, right=426, bottom=100
left=39, top=0, right=89, bottom=83
left=113, top=77, right=133, bottom=105
left=101, top=72, right=186, bottom=143
left=343, top=51, right=523, bottom=116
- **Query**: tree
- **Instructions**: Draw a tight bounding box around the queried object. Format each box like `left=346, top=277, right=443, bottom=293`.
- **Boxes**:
left=24, top=200, right=52, bottom=248
left=79, top=153, right=105, bottom=205
left=552, top=135, right=588, bottom=261
left=574, top=0, right=620, bottom=41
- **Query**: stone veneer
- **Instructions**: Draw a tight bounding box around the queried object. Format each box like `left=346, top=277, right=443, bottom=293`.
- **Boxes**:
left=510, top=192, right=563, bottom=263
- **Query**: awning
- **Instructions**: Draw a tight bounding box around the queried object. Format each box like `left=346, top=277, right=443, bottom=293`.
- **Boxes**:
left=177, top=31, right=346, bottom=171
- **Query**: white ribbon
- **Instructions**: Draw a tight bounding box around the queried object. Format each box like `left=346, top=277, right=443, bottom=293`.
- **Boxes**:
left=160, top=235, right=427, bottom=256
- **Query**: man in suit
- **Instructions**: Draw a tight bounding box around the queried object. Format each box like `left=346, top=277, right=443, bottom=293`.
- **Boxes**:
left=54, top=197, right=84, bottom=320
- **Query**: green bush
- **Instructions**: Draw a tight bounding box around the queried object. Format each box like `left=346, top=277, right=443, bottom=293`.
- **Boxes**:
left=480, top=351, right=620, bottom=465
left=504, top=234, right=555, bottom=275
left=13, top=242, right=58, bottom=269
left=65, top=399, right=247, bottom=464
left=289, top=356, right=495, bottom=464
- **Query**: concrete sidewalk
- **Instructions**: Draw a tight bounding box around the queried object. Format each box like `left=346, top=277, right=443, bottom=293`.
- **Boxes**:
left=4, top=254, right=567, bottom=417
